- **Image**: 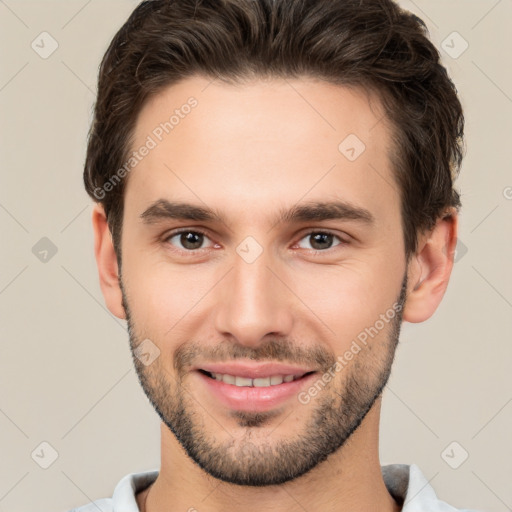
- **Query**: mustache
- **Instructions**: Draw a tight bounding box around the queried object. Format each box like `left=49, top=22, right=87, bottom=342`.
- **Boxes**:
left=173, top=338, right=336, bottom=377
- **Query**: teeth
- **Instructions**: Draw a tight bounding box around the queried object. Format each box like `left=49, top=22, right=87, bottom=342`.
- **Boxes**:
left=210, top=372, right=303, bottom=387
left=222, top=374, right=236, bottom=385
left=270, top=375, right=283, bottom=385
left=253, top=377, right=271, bottom=387
left=235, top=376, right=253, bottom=386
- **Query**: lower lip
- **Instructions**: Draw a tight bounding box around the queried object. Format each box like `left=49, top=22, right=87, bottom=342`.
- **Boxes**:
left=196, top=371, right=317, bottom=412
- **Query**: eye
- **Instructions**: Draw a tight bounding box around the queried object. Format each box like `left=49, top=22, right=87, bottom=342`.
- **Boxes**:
left=295, top=231, right=346, bottom=252
left=165, top=229, right=216, bottom=252
left=163, top=229, right=348, bottom=255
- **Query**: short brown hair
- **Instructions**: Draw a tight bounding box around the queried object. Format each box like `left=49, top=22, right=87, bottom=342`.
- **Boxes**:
left=84, top=0, right=464, bottom=261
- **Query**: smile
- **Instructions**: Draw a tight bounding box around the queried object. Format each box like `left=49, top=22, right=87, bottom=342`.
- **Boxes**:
left=196, top=369, right=318, bottom=412
left=200, top=370, right=313, bottom=387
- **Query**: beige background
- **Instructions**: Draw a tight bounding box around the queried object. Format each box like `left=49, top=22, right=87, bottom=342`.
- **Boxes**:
left=0, top=1, right=511, bottom=511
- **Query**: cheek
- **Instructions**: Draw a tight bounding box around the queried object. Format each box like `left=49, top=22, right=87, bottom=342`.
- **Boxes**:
left=290, top=261, right=403, bottom=348
left=124, top=258, right=214, bottom=337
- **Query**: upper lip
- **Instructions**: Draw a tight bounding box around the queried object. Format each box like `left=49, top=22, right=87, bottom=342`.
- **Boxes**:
left=194, top=362, right=316, bottom=379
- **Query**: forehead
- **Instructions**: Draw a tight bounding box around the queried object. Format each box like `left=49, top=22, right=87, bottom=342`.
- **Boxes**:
left=125, top=75, right=399, bottom=229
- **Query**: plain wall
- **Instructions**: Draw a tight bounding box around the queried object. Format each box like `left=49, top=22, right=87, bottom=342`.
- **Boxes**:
left=0, top=1, right=511, bottom=511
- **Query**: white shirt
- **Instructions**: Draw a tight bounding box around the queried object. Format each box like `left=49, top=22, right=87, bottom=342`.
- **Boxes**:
left=69, top=464, right=482, bottom=511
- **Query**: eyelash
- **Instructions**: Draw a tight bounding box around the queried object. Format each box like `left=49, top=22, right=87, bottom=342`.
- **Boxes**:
left=162, top=228, right=349, bottom=257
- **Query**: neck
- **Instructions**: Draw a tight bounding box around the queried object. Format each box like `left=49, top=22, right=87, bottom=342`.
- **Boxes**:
left=138, top=399, right=401, bottom=512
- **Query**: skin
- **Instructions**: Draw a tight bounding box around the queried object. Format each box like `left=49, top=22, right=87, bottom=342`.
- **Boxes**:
left=92, top=76, right=458, bottom=512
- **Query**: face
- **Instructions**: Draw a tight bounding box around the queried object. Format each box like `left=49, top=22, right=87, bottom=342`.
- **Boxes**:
left=119, top=76, right=409, bottom=486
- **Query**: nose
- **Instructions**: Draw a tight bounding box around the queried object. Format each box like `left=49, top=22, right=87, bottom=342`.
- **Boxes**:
left=213, top=248, right=294, bottom=348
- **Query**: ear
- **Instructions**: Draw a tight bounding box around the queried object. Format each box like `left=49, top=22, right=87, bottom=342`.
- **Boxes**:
left=91, top=203, right=126, bottom=319
left=402, top=209, right=459, bottom=323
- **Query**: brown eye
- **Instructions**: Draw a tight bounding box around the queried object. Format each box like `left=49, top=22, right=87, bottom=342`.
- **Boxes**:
left=166, top=230, right=213, bottom=251
left=296, top=232, right=345, bottom=251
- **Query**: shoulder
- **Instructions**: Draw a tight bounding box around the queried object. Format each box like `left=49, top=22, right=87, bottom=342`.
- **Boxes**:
left=66, top=469, right=158, bottom=512
left=382, top=463, right=485, bottom=512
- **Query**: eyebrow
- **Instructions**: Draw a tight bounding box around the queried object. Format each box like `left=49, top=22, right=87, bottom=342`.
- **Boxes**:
left=140, top=199, right=375, bottom=227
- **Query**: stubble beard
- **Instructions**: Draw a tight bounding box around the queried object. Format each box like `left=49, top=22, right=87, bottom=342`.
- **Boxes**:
left=121, top=274, right=407, bottom=486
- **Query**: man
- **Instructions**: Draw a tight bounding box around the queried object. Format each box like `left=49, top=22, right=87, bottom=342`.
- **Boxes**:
left=72, top=0, right=479, bottom=511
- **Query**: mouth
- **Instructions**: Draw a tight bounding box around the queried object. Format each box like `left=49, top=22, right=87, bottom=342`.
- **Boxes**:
left=198, top=369, right=316, bottom=387
left=195, top=368, right=319, bottom=412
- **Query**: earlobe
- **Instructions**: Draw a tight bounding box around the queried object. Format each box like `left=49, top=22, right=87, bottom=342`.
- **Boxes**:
left=91, top=203, right=126, bottom=319
left=402, top=210, right=458, bottom=323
